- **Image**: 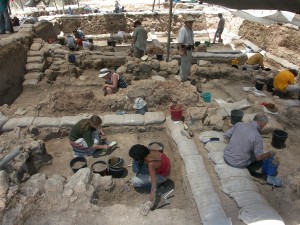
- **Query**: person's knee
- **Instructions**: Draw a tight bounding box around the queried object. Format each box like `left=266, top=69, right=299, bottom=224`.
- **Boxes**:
left=131, top=176, right=144, bottom=187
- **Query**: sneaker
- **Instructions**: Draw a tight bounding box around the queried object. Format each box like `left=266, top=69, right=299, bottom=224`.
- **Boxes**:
left=107, top=141, right=117, bottom=147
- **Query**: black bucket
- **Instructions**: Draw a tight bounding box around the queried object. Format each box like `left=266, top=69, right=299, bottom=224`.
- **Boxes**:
left=70, top=157, right=87, bottom=173
left=267, top=79, right=274, bottom=92
left=156, top=54, right=163, bottom=61
left=107, top=40, right=116, bottom=47
left=195, top=41, right=200, bottom=47
left=271, top=130, right=288, bottom=149
left=231, top=109, right=244, bottom=125
left=255, top=80, right=264, bottom=91
left=92, top=161, right=109, bottom=176
left=108, top=157, right=124, bottom=178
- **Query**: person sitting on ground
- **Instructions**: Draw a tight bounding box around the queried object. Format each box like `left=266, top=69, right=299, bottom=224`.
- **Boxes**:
left=273, top=68, right=299, bottom=97
left=129, top=144, right=171, bottom=216
left=243, top=50, right=266, bottom=70
left=116, top=30, right=127, bottom=43
left=69, top=115, right=112, bottom=157
left=65, top=34, right=77, bottom=51
left=223, top=112, right=275, bottom=179
left=212, top=13, right=225, bottom=44
left=73, top=29, right=85, bottom=41
left=119, top=6, right=126, bottom=12
left=98, top=68, right=127, bottom=96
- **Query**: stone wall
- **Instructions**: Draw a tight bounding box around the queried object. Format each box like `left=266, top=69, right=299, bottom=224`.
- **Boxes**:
left=56, top=13, right=207, bottom=35
left=0, top=21, right=58, bottom=106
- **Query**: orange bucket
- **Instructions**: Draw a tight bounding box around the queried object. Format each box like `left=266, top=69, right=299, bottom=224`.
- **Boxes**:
left=170, top=105, right=183, bottom=121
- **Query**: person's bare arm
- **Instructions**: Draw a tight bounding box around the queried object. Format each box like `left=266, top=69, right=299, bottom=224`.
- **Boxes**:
left=178, top=43, right=186, bottom=56
left=256, top=151, right=275, bottom=161
left=104, top=73, right=118, bottom=89
left=148, top=162, right=157, bottom=203
left=91, top=143, right=111, bottom=150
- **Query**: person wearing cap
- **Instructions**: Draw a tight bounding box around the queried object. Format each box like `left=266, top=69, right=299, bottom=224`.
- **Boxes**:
left=69, top=115, right=112, bottom=157
left=131, top=20, right=148, bottom=58
left=133, top=97, right=148, bottom=115
left=223, top=112, right=275, bottom=179
left=178, top=15, right=195, bottom=82
left=129, top=144, right=171, bottom=216
left=98, top=68, right=127, bottom=96
left=212, top=13, right=225, bottom=44
left=243, top=50, right=266, bottom=70
left=273, top=68, right=299, bottom=96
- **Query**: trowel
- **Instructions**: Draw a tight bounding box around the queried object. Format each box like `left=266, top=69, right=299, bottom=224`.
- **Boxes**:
left=156, top=189, right=174, bottom=209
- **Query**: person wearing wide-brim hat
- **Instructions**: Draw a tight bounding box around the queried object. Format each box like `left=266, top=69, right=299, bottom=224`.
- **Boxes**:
left=98, top=68, right=127, bottom=96
left=178, top=15, right=195, bottom=82
left=133, top=97, right=148, bottom=115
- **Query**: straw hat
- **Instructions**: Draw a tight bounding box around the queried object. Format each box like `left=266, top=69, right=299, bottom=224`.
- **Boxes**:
left=133, top=97, right=147, bottom=109
left=185, top=15, right=195, bottom=22
left=98, top=68, right=111, bottom=78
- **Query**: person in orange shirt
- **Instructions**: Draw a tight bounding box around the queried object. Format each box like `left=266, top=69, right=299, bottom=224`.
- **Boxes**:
left=243, top=50, right=266, bottom=70
left=273, top=69, right=299, bottom=95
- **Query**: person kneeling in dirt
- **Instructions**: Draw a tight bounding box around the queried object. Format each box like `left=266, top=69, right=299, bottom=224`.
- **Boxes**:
left=223, top=112, right=275, bottom=179
left=273, top=68, right=300, bottom=98
left=243, top=50, right=266, bottom=70
left=129, top=144, right=171, bottom=216
left=98, top=68, right=127, bottom=96
left=65, top=34, right=78, bottom=51
left=69, top=115, right=111, bottom=157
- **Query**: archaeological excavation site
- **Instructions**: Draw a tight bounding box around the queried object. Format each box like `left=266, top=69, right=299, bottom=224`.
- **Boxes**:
left=1, top=0, right=300, bottom=224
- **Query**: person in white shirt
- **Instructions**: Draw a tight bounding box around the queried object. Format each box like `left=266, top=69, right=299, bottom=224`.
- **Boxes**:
left=178, top=15, right=195, bottom=82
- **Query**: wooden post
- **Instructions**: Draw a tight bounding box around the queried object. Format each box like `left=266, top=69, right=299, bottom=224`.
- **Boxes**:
left=77, top=0, right=79, bottom=8
left=166, top=0, right=173, bottom=62
left=62, top=0, right=65, bottom=14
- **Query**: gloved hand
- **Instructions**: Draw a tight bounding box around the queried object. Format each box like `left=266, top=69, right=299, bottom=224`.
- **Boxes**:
left=139, top=200, right=153, bottom=216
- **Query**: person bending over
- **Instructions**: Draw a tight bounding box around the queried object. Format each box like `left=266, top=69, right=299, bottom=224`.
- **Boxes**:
left=129, top=144, right=171, bottom=216
left=243, top=50, right=266, bottom=70
left=223, top=112, right=275, bottom=178
left=69, top=115, right=111, bottom=157
left=274, top=68, right=299, bottom=97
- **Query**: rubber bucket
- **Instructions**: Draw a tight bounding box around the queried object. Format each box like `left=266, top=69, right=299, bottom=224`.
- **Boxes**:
left=204, top=41, right=210, bottom=47
left=108, top=157, right=124, bottom=178
left=70, top=157, right=87, bottom=173
left=231, top=109, right=244, bottom=125
left=202, top=92, right=211, bottom=103
left=271, top=130, right=288, bottom=149
left=255, top=80, right=264, bottom=91
left=262, top=157, right=278, bottom=176
left=92, top=161, right=108, bottom=176
left=156, top=54, right=163, bottom=61
left=195, top=41, right=200, bottom=47
left=170, top=105, right=183, bottom=121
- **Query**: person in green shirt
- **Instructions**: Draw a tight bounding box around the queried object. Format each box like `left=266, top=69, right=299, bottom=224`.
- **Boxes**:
left=69, top=115, right=111, bottom=157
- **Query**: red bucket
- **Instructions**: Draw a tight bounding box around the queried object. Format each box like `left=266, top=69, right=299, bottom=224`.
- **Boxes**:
left=170, top=105, right=183, bottom=121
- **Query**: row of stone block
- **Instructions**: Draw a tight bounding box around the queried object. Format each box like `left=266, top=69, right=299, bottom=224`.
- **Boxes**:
left=0, top=112, right=166, bottom=132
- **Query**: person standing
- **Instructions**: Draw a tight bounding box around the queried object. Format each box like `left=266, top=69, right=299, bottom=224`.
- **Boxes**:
left=178, top=15, right=195, bottom=82
left=131, top=20, right=148, bottom=59
left=223, top=112, right=275, bottom=178
left=212, top=13, right=225, bottom=44
left=0, top=0, right=13, bottom=34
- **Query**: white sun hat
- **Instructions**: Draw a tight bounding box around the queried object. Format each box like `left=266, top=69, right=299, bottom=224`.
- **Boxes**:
left=185, top=15, right=195, bottom=22
left=133, top=97, right=147, bottom=109
left=98, top=68, right=111, bottom=78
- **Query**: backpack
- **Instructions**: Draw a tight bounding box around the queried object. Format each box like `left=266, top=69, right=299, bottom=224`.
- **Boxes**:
left=117, top=76, right=127, bottom=88
left=68, top=54, right=76, bottom=63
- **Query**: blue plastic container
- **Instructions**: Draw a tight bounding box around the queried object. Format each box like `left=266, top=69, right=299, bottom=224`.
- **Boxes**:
left=262, top=157, right=278, bottom=176
left=202, top=92, right=212, bottom=103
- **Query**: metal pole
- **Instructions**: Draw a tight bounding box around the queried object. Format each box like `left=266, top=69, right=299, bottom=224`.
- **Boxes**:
left=166, top=0, right=173, bottom=62
left=62, top=0, right=65, bottom=14
left=152, top=0, right=156, bottom=12
left=0, top=148, right=21, bottom=170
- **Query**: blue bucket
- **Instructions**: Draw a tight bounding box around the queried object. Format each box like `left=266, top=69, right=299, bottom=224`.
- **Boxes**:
left=202, top=92, right=211, bottom=103
left=262, top=157, right=278, bottom=176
